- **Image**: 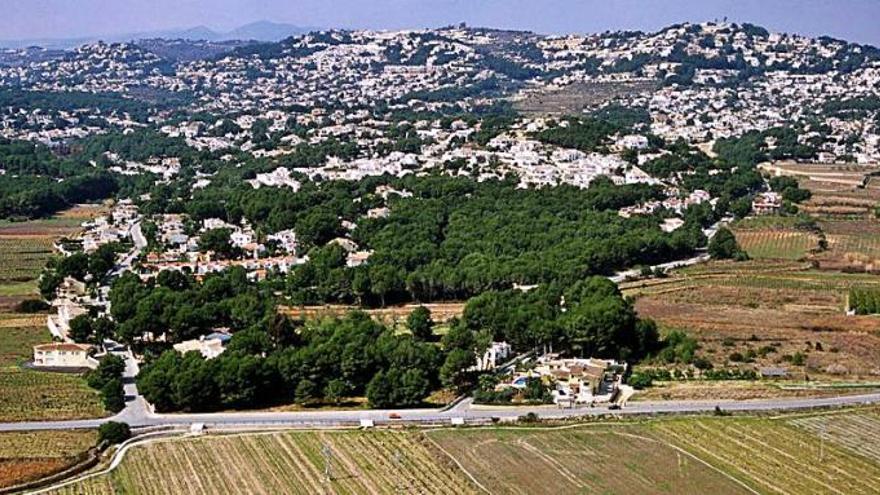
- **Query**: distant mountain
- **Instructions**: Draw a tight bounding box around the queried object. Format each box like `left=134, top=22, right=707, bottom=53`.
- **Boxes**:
left=0, top=21, right=316, bottom=49
left=225, top=21, right=312, bottom=42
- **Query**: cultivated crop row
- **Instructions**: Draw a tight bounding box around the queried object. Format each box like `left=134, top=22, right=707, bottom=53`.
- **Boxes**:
left=653, top=417, right=880, bottom=495
left=67, top=430, right=477, bottom=494
left=0, top=236, right=55, bottom=282
left=734, top=230, right=817, bottom=260
left=788, top=411, right=880, bottom=463
left=428, top=427, right=748, bottom=495
left=0, top=369, right=105, bottom=422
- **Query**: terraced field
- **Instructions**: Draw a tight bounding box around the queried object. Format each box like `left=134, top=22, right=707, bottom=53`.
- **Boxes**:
left=0, top=429, right=96, bottom=489
left=51, top=430, right=477, bottom=495
left=653, top=416, right=880, bottom=495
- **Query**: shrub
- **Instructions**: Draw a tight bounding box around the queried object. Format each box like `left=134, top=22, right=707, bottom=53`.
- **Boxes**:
left=15, top=299, right=50, bottom=313
left=98, top=421, right=131, bottom=445
left=692, top=356, right=714, bottom=370
left=518, top=412, right=540, bottom=423
left=709, top=227, right=747, bottom=260
left=627, top=373, right=653, bottom=389
left=757, top=345, right=776, bottom=357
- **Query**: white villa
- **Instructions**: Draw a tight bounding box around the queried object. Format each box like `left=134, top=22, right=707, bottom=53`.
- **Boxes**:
left=32, top=343, right=98, bottom=369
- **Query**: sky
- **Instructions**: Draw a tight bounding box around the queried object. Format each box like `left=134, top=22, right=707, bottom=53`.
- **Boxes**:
left=3, top=0, right=880, bottom=46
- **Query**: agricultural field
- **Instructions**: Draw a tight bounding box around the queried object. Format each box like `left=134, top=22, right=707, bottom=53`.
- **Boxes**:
left=632, top=380, right=880, bottom=402
left=49, top=430, right=477, bottom=495
left=0, top=368, right=105, bottom=422
left=761, top=162, right=880, bottom=218
left=0, top=315, right=104, bottom=422
left=624, top=260, right=880, bottom=381
left=44, top=410, right=880, bottom=495
left=0, top=429, right=97, bottom=489
left=427, top=426, right=751, bottom=495
left=814, top=219, right=880, bottom=271
left=733, top=229, right=818, bottom=260
left=787, top=408, right=880, bottom=463
left=0, top=204, right=105, bottom=303
left=0, top=205, right=107, bottom=422
left=757, top=162, right=880, bottom=270
left=653, top=415, right=880, bottom=495
left=0, top=320, right=50, bottom=366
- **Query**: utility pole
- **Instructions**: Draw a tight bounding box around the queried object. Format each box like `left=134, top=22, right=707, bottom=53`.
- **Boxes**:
left=321, top=443, right=334, bottom=483
left=392, top=449, right=409, bottom=493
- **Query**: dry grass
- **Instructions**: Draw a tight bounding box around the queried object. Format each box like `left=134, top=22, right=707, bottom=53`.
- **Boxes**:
left=629, top=260, right=880, bottom=377
left=280, top=302, right=465, bottom=323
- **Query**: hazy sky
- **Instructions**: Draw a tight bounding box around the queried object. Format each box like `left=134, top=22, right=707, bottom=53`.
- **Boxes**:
left=4, top=0, right=880, bottom=45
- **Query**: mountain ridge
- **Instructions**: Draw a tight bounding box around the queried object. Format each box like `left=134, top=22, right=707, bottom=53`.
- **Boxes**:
left=0, top=20, right=316, bottom=50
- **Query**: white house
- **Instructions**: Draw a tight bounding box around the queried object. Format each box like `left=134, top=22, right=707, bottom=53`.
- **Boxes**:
left=32, top=343, right=98, bottom=369
left=173, top=332, right=232, bottom=359
left=475, top=342, right=512, bottom=371
left=619, top=134, right=649, bottom=150
left=47, top=300, right=88, bottom=341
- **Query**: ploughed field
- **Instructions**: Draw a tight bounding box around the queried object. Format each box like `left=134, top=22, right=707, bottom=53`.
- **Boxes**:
left=0, top=429, right=97, bottom=489
left=46, top=410, right=880, bottom=495
left=624, top=260, right=880, bottom=378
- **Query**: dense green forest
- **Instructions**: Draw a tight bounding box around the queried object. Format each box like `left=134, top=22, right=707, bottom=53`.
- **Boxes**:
left=178, top=174, right=706, bottom=306
left=128, top=273, right=658, bottom=411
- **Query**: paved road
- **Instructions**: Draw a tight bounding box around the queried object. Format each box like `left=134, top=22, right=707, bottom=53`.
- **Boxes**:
left=110, top=219, right=145, bottom=277
left=2, top=391, right=879, bottom=432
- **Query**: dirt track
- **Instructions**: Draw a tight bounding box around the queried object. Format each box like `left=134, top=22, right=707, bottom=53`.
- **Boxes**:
left=279, top=302, right=466, bottom=322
